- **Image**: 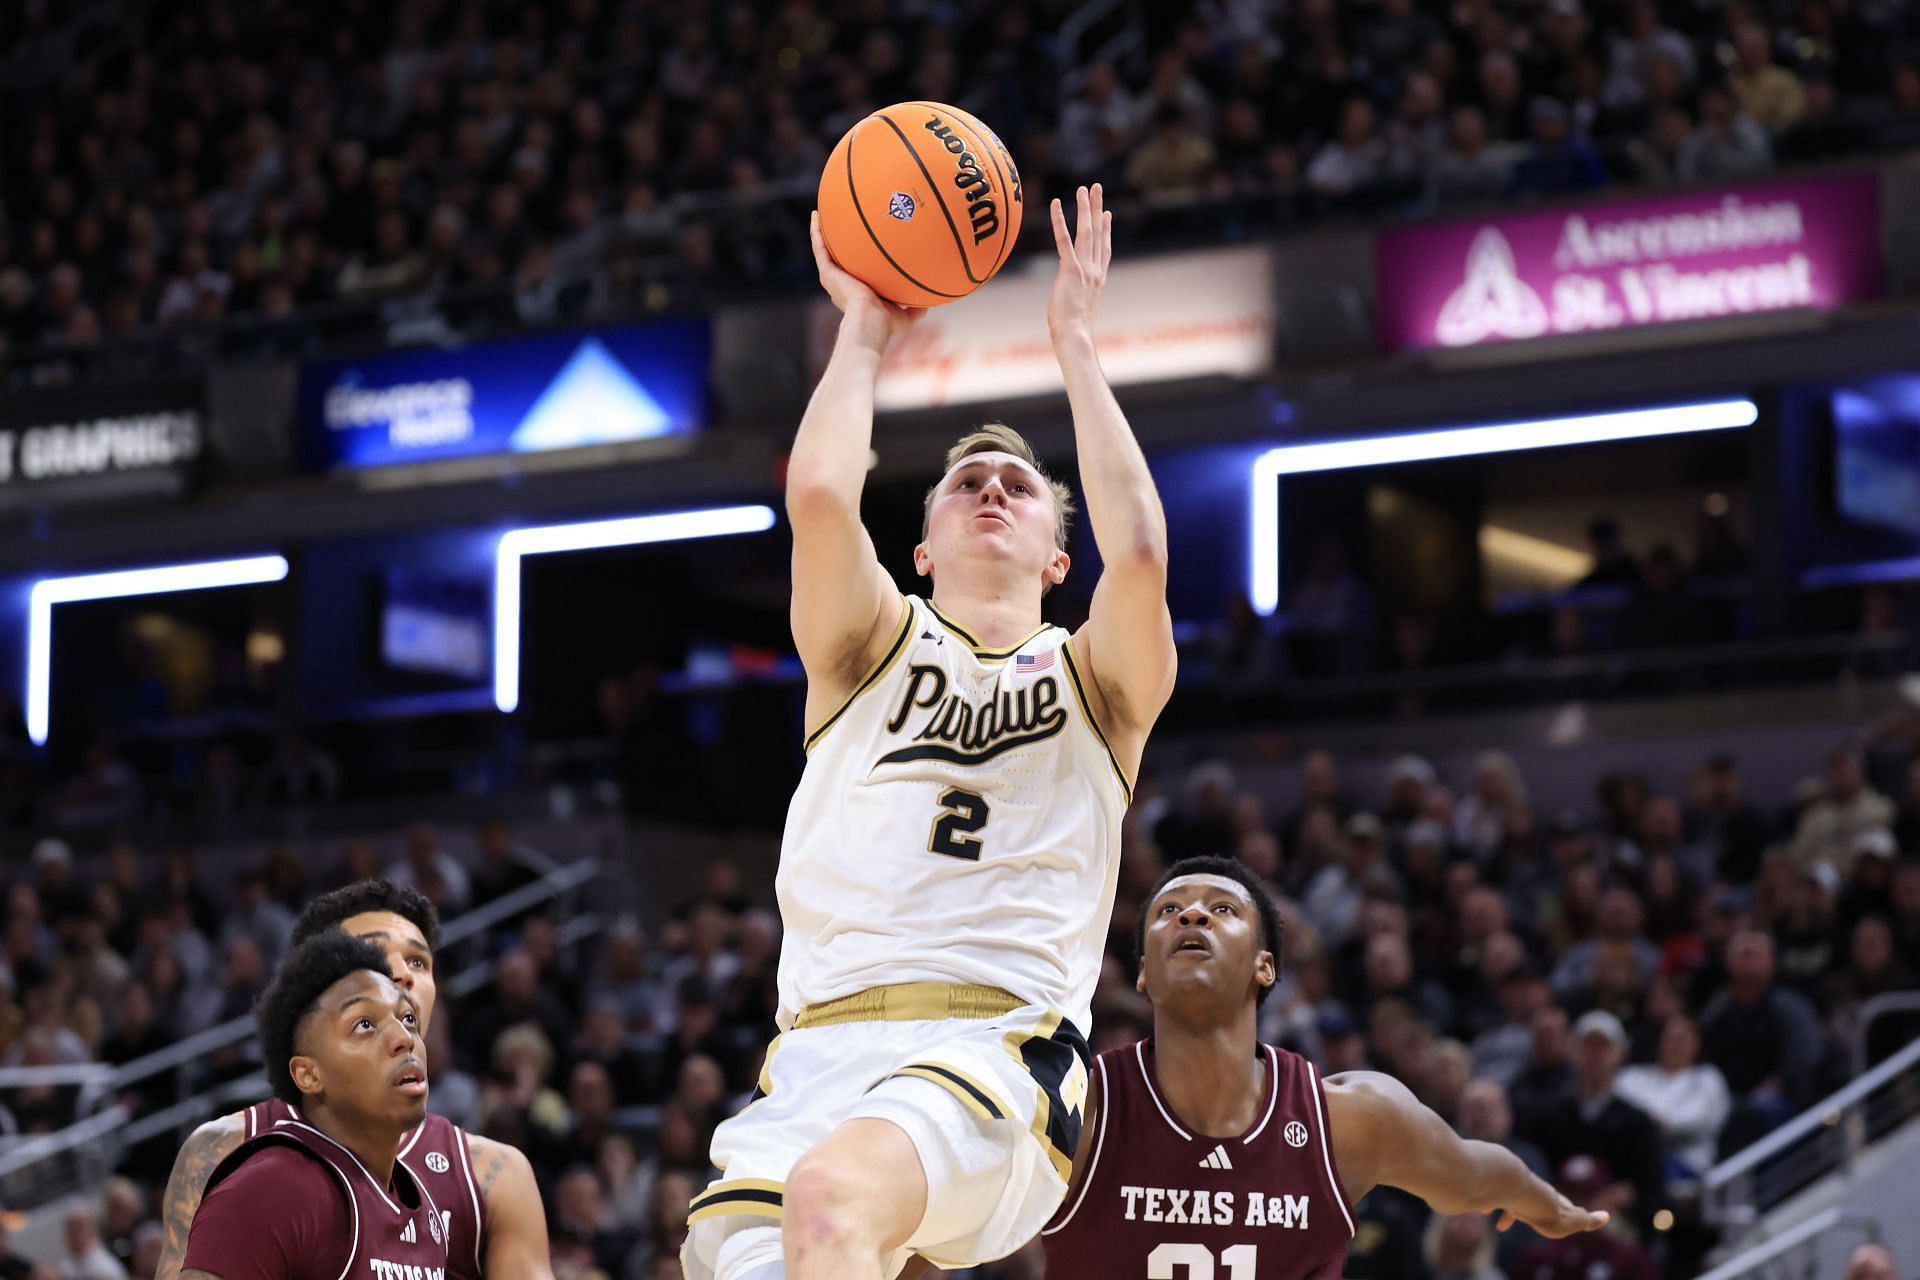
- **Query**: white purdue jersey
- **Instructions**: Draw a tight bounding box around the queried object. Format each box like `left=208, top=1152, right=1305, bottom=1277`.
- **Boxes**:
left=776, top=594, right=1131, bottom=1034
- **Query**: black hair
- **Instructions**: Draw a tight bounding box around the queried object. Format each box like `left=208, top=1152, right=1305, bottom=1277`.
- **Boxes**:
left=1136, top=855, right=1286, bottom=1006
left=292, top=881, right=440, bottom=952
left=255, top=932, right=396, bottom=1104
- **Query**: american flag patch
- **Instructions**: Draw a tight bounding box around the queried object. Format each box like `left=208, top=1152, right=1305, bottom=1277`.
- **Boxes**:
left=1015, top=650, right=1054, bottom=673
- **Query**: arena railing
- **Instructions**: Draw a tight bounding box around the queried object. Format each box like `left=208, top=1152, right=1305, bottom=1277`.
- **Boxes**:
left=1702, top=1035, right=1920, bottom=1239
left=0, top=856, right=600, bottom=1197
left=1693, top=1206, right=1883, bottom=1280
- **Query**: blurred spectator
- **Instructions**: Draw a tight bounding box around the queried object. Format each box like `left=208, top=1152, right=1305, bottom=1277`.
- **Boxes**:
left=1428, top=106, right=1520, bottom=207
left=1701, top=930, right=1823, bottom=1150
left=1731, top=23, right=1806, bottom=134
left=472, top=820, right=559, bottom=913
left=386, top=823, right=473, bottom=913
left=1614, top=1013, right=1730, bottom=1178
left=1125, top=104, right=1216, bottom=201
left=1522, top=1011, right=1663, bottom=1228
left=1423, top=1211, right=1502, bottom=1280
left=59, top=1211, right=125, bottom=1280
left=1510, top=98, right=1605, bottom=196
left=460, top=949, right=573, bottom=1068
left=1455, top=752, right=1529, bottom=863
left=1306, top=99, right=1386, bottom=195
left=1578, top=517, right=1641, bottom=589
left=1510, top=1156, right=1658, bottom=1280
left=1604, top=0, right=1696, bottom=109
left=218, top=877, right=294, bottom=972
left=1846, top=1243, right=1898, bottom=1280
left=1690, top=754, right=1770, bottom=886
left=98, top=1180, right=144, bottom=1273
left=1679, top=84, right=1774, bottom=181
left=1792, top=747, right=1896, bottom=874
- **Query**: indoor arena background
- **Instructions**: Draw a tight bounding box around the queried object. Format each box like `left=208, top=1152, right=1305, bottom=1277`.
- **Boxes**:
left=3, top=0, right=1920, bottom=1276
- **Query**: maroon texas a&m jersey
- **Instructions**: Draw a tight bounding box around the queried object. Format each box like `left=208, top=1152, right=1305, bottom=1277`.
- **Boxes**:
left=1042, top=1041, right=1355, bottom=1279
left=185, top=1108, right=450, bottom=1280
left=245, top=1099, right=487, bottom=1280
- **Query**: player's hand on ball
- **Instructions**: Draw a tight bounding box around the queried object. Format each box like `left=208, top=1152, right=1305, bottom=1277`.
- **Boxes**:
left=810, top=211, right=925, bottom=348
left=1496, top=1190, right=1609, bottom=1240
left=1048, top=183, right=1112, bottom=344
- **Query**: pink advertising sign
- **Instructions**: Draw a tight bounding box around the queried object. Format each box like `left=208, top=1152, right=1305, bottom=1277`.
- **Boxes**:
left=1376, top=172, right=1880, bottom=352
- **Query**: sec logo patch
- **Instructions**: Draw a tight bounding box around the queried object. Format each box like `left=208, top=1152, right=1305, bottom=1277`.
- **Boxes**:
left=425, top=1151, right=451, bottom=1173
left=1283, top=1121, right=1309, bottom=1148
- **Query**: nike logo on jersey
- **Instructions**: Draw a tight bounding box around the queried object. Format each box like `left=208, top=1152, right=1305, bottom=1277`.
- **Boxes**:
left=399, top=1221, right=416, bottom=1244
left=880, top=663, right=1066, bottom=767
left=1199, top=1144, right=1234, bottom=1170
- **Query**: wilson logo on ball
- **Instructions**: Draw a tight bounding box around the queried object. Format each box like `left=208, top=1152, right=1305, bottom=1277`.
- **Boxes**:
left=922, top=114, right=999, bottom=245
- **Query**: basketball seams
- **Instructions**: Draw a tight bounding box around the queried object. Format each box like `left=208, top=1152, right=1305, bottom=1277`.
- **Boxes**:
left=871, top=111, right=984, bottom=287
left=905, top=101, right=1018, bottom=277
left=843, top=119, right=964, bottom=302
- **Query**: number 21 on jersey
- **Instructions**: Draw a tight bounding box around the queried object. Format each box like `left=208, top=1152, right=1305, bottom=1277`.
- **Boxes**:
left=1148, top=1243, right=1257, bottom=1279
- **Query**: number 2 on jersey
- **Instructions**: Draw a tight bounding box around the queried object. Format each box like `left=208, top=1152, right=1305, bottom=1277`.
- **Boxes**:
left=928, top=788, right=989, bottom=860
left=1146, top=1243, right=1257, bottom=1280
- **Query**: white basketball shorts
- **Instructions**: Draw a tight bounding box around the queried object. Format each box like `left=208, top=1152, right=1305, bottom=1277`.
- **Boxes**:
left=680, top=984, right=1089, bottom=1278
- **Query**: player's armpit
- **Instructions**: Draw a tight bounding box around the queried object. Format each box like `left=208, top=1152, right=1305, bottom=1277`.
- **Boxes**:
left=157, top=1115, right=248, bottom=1280
left=470, top=1137, right=555, bottom=1280
left=181, top=1269, right=229, bottom=1280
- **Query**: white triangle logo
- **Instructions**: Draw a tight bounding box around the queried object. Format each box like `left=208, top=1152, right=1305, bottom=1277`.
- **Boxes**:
left=400, top=1219, right=416, bottom=1244
left=1198, top=1144, right=1234, bottom=1171
left=508, top=337, right=674, bottom=453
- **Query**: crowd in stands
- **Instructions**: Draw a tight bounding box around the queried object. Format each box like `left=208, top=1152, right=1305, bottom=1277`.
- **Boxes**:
left=0, top=721, right=1916, bottom=1278
left=5, top=0, right=1920, bottom=365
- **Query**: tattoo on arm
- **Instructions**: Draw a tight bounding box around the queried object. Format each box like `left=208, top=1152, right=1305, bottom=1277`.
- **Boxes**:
left=478, top=1149, right=508, bottom=1197
left=157, top=1122, right=244, bottom=1280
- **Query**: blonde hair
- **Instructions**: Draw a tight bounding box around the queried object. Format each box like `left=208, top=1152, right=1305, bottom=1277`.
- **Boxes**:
left=922, top=423, right=1076, bottom=551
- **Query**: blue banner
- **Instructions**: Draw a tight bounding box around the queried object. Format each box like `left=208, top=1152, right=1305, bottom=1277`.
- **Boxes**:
left=299, top=320, right=709, bottom=471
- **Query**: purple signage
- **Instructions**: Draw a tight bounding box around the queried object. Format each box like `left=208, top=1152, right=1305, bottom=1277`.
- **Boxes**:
left=1376, top=173, right=1880, bottom=352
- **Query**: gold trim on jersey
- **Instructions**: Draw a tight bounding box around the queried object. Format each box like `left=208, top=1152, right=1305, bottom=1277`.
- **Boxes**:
left=802, top=596, right=915, bottom=754
left=793, top=982, right=1024, bottom=1028
left=687, top=1177, right=784, bottom=1224
left=923, top=599, right=1054, bottom=663
left=888, top=1061, right=1011, bottom=1126
left=1002, top=1011, right=1087, bottom=1184
left=1058, top=642, right=1135, bottom=803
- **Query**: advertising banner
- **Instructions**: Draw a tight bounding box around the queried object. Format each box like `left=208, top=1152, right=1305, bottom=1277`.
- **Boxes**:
left=0, top=378, right=204, bottom=503
left=816, top=244, right=1275, bottom=412
left=299, top=319, right=709, bottom=471
left=1375, top=172, right=1880, bottom=352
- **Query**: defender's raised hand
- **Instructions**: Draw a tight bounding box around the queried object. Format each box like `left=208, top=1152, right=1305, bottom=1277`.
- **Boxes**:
left=1048, top=183, right=1113, bottom=344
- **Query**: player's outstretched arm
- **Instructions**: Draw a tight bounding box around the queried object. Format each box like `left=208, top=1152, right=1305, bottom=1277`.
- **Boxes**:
left=1051, top=185, right=1176, bottom=738
left=468, top=1136, right=555, bottom=1280
left=156, top=1115, right=248, bottom=1280
left=789, top=213, right=922, bottom=708
left=1325, top=1071, right=1609, bottom=1240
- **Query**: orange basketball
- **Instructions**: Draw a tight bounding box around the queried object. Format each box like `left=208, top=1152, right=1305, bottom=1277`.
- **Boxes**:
left=816, top=101, right=1024, bottom=308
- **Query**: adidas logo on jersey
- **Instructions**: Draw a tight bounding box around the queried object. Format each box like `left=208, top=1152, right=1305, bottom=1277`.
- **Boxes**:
left=399, top=1220, right=416, bottom=1244
left=1198, top=1144, right=1234, bottom=1171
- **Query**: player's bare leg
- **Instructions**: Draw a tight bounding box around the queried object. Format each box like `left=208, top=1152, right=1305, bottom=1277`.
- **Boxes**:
left=783, top=1118, right=929, bottom=1280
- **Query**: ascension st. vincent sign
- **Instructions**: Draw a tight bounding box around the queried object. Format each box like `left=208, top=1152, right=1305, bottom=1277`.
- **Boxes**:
left=1376, top=172, right=1880, bottom=353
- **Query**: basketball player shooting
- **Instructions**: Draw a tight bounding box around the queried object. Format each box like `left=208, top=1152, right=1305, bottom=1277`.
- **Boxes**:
left=180, top=933, right=449, bottom=1280
left=680, top=182, right=1176, bottom=1280
left=1041, top=857, right=1610, bottom=1278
